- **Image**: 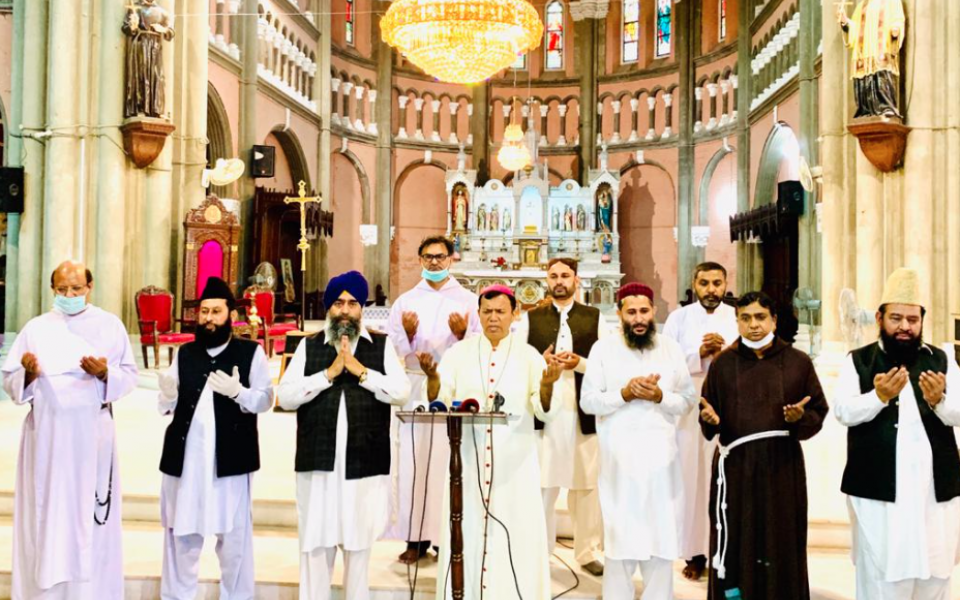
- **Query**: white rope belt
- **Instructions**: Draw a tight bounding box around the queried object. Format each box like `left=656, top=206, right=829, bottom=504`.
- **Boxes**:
left=713, top=429, right=791, bottom=580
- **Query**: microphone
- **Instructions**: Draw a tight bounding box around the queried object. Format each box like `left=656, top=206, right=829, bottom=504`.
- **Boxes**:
left=458, top=398, right=480, bottom=413
left=429, top=400, right=448, bottom=413
left=493, top=392, right=506, bottom=413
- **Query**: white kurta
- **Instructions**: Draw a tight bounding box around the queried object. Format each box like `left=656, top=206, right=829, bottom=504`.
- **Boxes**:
left=514, top=304, right=607, bottom=490
left=277, top=328, right=411, bottom=552
left=431, top=333, right=558, bottom=600
left=158, top=343, right=274, bottom=537
left=385, top=278, right=480, bottom=542
left=2, top=306, right=138, bottom=600
left=834, top=347, right=960, bottom=584
left=580, top=333, right=697, bottom=561
left=662, top=301, right=738, bottom=559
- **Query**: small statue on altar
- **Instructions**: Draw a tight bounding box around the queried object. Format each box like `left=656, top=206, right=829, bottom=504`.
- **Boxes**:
left=552, top=207, right=560, bottom=231
left=596, top=188, right=613, bottom=232
left=122, top=0, right=176, bottom=119
left=477, top=203, right=487, bottom=231
left=563, top=206, right=574, bottom=232
left=453, top=186, right=469, bottom=231
left=503, top=208, right=512, bottom=233
left=837, top=0, right=906, bottom=119
left=490, top=205, right=500, bottom=232
left=600, top=233, right=613, bottom=263
left=452, top=233, right=461, bottom=260
left=576, top=204, right=586, bottom=231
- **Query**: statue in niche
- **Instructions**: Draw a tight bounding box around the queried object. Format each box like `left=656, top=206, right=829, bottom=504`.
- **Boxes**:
left=452, top=233, right=461, bottom=260
left=453, top=186, right=469, bottom=231
left=503, top=208, right=512, bottom=232
left=122, top=0, right=176, bottom=119
left=837, top=0, right=906, bottom=119
left=552, top=207, right=560, bottom=231
left=490, top=205, right=500, bottom=232
left=563, top=206, right=574, bottom=232
left=576, top=204, right=586, bottom=232
left=600, top=233, right=613, bottom=263
left=596, top=188, right=613, bottom=232
left=476, top=203, right=487, bottom=231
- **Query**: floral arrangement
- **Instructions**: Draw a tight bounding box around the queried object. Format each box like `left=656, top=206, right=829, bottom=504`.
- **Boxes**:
left=491, top=256, right=507, bottom=271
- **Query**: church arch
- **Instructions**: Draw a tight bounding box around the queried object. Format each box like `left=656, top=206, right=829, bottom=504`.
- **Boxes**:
left=206, top=83, right=234, bottom=197
left=754, top=121, right=801, bottom=208
left=334, top=147, right=372, bottom=222
left=392, top=160, right=449, bottom=296
left=269, top=127, right=311, bottom=190
left=699, top=144, right=735, bottom=226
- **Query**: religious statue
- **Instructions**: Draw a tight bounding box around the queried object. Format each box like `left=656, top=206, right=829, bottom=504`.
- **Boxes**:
left=563, top=206, right=574, bottom=232
left=490, top=205, right=500, bottom=232
left=477, top=203, right=487, bottom=231
left=122, top=0, right=176, bottom=119
left=452, top=233, right=461, bottom=260
left=596, top=189, right=613, bottom=232
left=453, top=186, right=468, bottom=231
left=503, top=208, right=512, bottom=232
left=837, top=0, right=906, bottom=119
left=576, top=204, right=586, bottom=232
left=600, top=233, right=613, bottom=263
left=552, top=207, right=560, bottom=231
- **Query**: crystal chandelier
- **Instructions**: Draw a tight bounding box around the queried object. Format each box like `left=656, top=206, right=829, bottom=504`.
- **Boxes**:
left=381, top=0, right=543, bottom=85
left=498, top=111, right=532, bottom=171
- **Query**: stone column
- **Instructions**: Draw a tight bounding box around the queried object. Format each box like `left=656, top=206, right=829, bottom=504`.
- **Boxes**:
left=215, top=0, right=225, bottom=42
left=367, top=89, right=378, bottom=134
left=431, top=100, right=442, bottom=141
left=571, top=1, right=603, bottom=185
left=610, top=100, right=622, bottom=143
left=413, top=97, right=425, bottom=139
left=331, top=78, right=341, bottom=125
left=539, top=104, right=549, bottom=146
left=646, top=96, right=656, bottom=140
left=448, top=101, right=459, bottom=144
left=521, top=104, right=530, bottom=134
left=466, top=102, right=475, bottom=146
left=557, top=104, right=568, bottom=145
left=237, top=0, right=260, bottom=286
left=371, top=10, right=393, bottom=297
left=675, top=0, right=698, bottom=300
left=595, top=101, right=602, bottom=144
left=797, top=0, right=821, bottom=308
left=706, top=83, right=718, bottom=129
left=341, top=81, right=353, bottom=129
left=501, top=103, right=512, bottom=132
left=694, top=87, right=703, bottom=132
left=354, top=85, right=365, bottom=131
left=314, top=0, right=334, bottom=291
left=720, top=80, right=731, bottom=126
left=735, top=0, right=753, bottom=294
left=397, top=95, right=409, bottom=138
left=662, top=93, right=674, bottom=138
left=629, top=98, right=639, bottom=141
left=227, top=0, right=241, bottom=56
left=730, top=75, right=739, bottom=122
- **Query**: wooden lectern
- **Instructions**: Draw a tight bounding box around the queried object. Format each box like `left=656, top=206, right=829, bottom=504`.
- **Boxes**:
left=395, top=410, right=510, bottom=600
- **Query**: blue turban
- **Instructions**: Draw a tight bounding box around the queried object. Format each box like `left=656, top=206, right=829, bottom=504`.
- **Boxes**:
left=324, top=270, right=369, bottom=309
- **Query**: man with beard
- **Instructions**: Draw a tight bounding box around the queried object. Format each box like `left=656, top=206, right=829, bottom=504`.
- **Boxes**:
left=662, top=262, right=738, bottom=581
left=385, top=235, right=480, bottom=564
left=157, top=276, right=273, bottom=599
left=580, top=283, right=696, bottom=599
left=698, top=291, right=828, bottom=600
left=515, top=257, right=607, bottom=576
left=835, top=268, right=960, bottom=600
left=2, top=261, right=139, bottom=600
left=277, top=271, right=410, bottom=600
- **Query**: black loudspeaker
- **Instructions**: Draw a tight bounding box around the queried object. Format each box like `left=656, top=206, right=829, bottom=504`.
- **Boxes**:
left=778, top=180, right=805, bottom=216
left=250, top=145, right=276, bottom=178
left=0, top=167, right=24, bottom=213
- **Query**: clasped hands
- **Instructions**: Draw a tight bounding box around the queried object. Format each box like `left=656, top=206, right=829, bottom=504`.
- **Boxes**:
left=542, top=343, right=581, bottom=371
left=326, top=335, right=367, bottom=380
left=621, top=374, right=663, bottom=403
left=403, top=310, right=470, bottom=342
left=874, top=366, right=945, bottom=408
left=21, top=352, right=109, bottom=384
left=699, top=333, right=726, bottom=359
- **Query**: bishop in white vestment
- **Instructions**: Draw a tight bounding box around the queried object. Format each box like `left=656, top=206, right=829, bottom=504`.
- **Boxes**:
left=581, top=283, right=697, bottom=600
left=278, top=272, right=411, bottom=600
left=2, top=262, right=139, bottom=600
left=661, top=262, right=738, bottom=579
left=420, top=285, right=562, bottom=600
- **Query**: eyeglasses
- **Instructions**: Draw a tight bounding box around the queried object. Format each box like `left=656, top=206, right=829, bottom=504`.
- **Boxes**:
left=420, top=253, right=449, bottom=263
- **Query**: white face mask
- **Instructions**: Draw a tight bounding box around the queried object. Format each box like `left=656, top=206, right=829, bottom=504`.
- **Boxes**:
left=741, top=331, right=775, bottom=350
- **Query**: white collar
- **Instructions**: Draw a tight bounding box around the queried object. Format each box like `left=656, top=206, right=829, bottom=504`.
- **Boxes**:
left=207, top=340, right=230, bottom=357
left=415, top=277, right=460, bottom=293
left=553, top=300, right=575, bottom=316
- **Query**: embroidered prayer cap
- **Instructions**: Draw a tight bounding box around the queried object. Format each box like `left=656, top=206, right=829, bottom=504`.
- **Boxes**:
left=479, top=284, right=515, bottom=298
left=324, top=270, right=369, bottom=309
left=879, top=267, right=922, bottom=307
left=199, top=277, right=236, bottom=310
left=617, top=282, right=654, bottom=304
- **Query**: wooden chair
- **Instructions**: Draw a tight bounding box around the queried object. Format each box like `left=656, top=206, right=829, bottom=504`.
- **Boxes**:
left=245, top=288, right=299, bottom=357
left=135, top=286, right=195, bottom=369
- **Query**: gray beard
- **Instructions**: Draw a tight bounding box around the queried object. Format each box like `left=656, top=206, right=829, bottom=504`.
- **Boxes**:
left=326, top=315, right=361, bottom=344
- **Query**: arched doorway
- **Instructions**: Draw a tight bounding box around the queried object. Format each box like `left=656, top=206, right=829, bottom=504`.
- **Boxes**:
left=391, top=160, right=447, bottom=298
left=206, top=83, right=234, bottom=198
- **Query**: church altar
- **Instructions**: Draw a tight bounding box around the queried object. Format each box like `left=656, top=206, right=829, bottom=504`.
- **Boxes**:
left=445, top=159, right=624, bottom=308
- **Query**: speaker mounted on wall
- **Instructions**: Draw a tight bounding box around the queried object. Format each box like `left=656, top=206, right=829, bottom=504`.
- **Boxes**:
left=0, top=167, right=25, bottom=213
left=250, top=145, right=276, bottom=179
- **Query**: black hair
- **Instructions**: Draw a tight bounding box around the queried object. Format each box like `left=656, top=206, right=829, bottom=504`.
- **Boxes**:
left=418, top=235, right=455, bottom=256
left=547, top=257, right=578, bottom=274
left=479, top=290, right=517, bottom=311
left=736, top=291, right=777, bottom=316
left=879, top=303, right=927, bottom=319
left=50, top=267, right=93, bottom=288
left=693, top=261, right=727, bottom=281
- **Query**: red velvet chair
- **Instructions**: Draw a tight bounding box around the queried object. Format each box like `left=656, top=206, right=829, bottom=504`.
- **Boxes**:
left=136, top=286, right=195, bottom=369
left=245, top=289, right=298, bottom=357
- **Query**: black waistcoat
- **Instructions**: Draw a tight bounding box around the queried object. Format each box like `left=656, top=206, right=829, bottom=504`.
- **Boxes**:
left=527, top=302, right=600, bottom=435
left=159, top=338, right=261, bottom=478
left=842, top=341, right=960, bottom=502
left=295, top=331, right=391, bottom=480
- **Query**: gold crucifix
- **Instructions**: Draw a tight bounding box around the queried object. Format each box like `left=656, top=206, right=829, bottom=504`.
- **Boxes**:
left=284, top=180, right=322, bottom=272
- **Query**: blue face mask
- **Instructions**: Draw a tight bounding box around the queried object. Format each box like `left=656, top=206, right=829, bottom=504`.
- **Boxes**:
left=54, top=294, right=87, bottom=316
left=421, top=268, right=449, bottom=283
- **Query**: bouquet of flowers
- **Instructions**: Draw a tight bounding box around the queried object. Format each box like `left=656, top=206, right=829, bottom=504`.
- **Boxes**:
left=491, top=256, right=507, bottom=271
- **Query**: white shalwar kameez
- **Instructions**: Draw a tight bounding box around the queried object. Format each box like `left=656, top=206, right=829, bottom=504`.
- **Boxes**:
left=431, top=333, right=559, bottom=600
left=834, top=348, right=960, bottom=600
left=157, top=343, right=273, bottom=600
left=514, top=305, right=607, bottom=566
left=385, top=278, right=480, bottom=544
left=1, top=306, right=139, bottom=600
left=580, top=333, right=697, bottom=600
left=661, top=300, right=738, bottom=560
left=277, top=328, right=411, bottom=600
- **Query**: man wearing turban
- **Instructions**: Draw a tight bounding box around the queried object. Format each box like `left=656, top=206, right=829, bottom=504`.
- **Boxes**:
left=835, top=268, right=960, bottom=599
left=277, top=271, right=410, bottom=600
left=580, top=283, right=697, bottom=600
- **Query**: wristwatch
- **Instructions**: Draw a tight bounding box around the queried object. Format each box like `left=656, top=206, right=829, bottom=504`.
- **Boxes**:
left=358, top=368, right=369, bottom=384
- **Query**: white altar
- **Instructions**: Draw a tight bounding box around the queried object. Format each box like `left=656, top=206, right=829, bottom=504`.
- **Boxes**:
left=446, top=160, right=624, bottom=308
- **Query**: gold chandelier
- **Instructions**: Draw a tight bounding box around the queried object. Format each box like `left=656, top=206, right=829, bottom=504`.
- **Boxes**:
left=381, top=0, right=543, bottom=85
left=497, top=108, right=532, bottom=171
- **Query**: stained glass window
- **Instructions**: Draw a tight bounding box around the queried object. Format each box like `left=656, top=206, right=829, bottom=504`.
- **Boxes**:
left=719, top=0, right=727, bottom=40
left=656, top=0, right=671, bottom=58
left=545, top=1, right=564, bottom=70
left=622, top=0, right=640, bottom=63
left=345, top=0, right=355, bottom=45
left=512, top=53, right=527, bottom=70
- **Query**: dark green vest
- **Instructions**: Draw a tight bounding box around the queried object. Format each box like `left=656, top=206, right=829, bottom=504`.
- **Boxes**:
left=527, top=302, right=600, bottom=435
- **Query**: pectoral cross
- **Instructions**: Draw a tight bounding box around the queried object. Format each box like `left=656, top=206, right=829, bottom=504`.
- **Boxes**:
left=284, top=180, right=322, bottom=272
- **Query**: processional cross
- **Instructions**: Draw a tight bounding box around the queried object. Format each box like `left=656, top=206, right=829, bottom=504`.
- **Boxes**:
left=284, top=180, right=322, bottom=272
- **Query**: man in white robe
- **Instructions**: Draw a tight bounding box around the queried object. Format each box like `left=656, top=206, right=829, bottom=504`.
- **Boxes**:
left=662, top=261, right=738, bottom=580
left=419, top=285, right=563, bottom=600
left=581, top=283, right=697, bottom=600
left=2, top=261, right=139, bottom=600
left=385, top=235, right=480, bottom=563
left=835, top=268, right=960, bottom=600
left=277, top=271, right=411, bottom=600
left=515, top=257, right=607, bottom=576
left=157, top=277, right=274, bottom=599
